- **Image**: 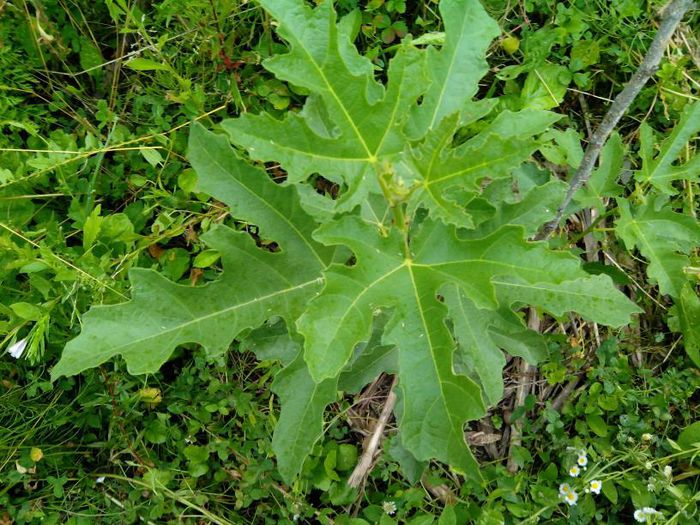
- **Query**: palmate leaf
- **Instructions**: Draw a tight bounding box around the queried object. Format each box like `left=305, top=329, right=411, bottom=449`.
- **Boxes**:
left=298, top=216, right=639, bottom=478
left=615, top=197, right=700, bottom=298
left=221, top=0, right=426, bottom=198
left=636, top=101, right=700, bottom=194
left=221, top=0, right=499, bottom=211
left=403, top=111, right=562, bottom=227
left=51, top=125, right=330, bottom=378
left=54, top=0, right=644, bottom=485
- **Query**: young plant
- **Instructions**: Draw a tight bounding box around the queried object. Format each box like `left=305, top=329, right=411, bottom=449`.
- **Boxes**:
left=52, top=0, right=640, bottom=482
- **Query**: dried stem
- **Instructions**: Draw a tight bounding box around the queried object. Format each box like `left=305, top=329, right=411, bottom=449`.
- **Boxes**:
left=348, top=376, right=398, bottom=488
left=506, top=308, right=539, bottom=473
left=540, top=0, right=696, bottom=238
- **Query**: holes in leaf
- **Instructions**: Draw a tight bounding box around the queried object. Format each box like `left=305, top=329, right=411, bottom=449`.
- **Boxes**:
left=264, top=162, right=287, bottom=183
left=309, top=173, right=342, bottom=199
left=236, top=222, right=281, bottom=253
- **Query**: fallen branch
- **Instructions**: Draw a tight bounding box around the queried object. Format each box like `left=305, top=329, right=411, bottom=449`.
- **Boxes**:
left=540, top=0, right=696, bottom=238
left=348, top=376, right=398, bottom=488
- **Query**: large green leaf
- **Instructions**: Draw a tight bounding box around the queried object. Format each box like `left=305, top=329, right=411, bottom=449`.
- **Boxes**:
left=615, top=198, right=700, bottom=298
left=404, top=110, right=561, bottom=227
left=636, top=102, right=700, bottom=194
left=220, top=0, right=507, bottom=213
left=51, top=125, right=330, bottom=379
left=298, top=216, right=638, bottom=477
left=446, top=286, right=546, bottom=405
left=407, top=0, right=499, bottom=138
left=220, top=0, right=426, bottom=201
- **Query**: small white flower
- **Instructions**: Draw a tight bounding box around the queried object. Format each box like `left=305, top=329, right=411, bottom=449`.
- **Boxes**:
left=563, top=490, right=578, bottom=506
left=589, top=479, right=602, bottom=494
left=663, top=465, right=672, bottom=479
left=646, top=481, right=655, bottom=492
left=96, top=476, right=105, bottom=484
left=559, top=483, right=572, bottom=496
left=634, top=507, right=662, bottom=522
left=7, top=338, right=28, bottom=359
left=577, top=454, right=588, bottom=467
left=569, top=465, right=581, bottom=477
left=382, top=501, right=397, bottom=515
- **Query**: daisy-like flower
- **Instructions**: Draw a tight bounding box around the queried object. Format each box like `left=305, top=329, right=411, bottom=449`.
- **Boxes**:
left=563, top=490, right=578, bottom=506
left=634, top=509, right=646, bottom=522
left=7, top=338, right=27, bottom=359
left=577, top=454, right=588, bottom=468
left=382, top=501, right=397, bottom=515
left=569, top=465, right=581, bottom=477
left=589, top=479, right=602, bottom=495
left=558, top=483, right=572, bottom=496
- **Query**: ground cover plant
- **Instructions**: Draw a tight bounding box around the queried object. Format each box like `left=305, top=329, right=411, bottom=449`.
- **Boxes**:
left=1, top=0, right=699, bottom=523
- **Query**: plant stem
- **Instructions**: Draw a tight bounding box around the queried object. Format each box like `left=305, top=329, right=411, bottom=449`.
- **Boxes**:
left=540, top=0, right=697, bottom=238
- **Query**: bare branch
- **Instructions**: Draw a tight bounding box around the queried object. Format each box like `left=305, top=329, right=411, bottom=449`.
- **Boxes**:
left=540, top=0, right=697, bottom=239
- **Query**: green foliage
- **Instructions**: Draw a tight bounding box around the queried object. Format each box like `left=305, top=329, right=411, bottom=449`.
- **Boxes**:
left=2, top=0, right=699, bottom=521
left=54, top=0, right=640, bottom=484
left=636, top=103, right=700, bottom=194
left=616, top=197, right=700, bottom=299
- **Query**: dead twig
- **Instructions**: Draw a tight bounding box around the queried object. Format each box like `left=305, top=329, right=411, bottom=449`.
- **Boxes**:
left=348, top=376, right=398, bottom=488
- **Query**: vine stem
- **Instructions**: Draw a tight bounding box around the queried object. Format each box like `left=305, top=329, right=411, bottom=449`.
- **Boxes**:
left=540, top=0, right=697, bottom=239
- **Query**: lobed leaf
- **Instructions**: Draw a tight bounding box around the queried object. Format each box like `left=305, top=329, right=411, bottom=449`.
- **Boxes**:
left=575, top=132, right=625, bottom=212
left=615, top=198, right=700, bottom=298
left=52, top=126, right=329, bottom=379
left=635, top=101, right=700, bottom=194
left=405, top=110, right=561, bottom=227
left=299, top=216, right=638, bottom=477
